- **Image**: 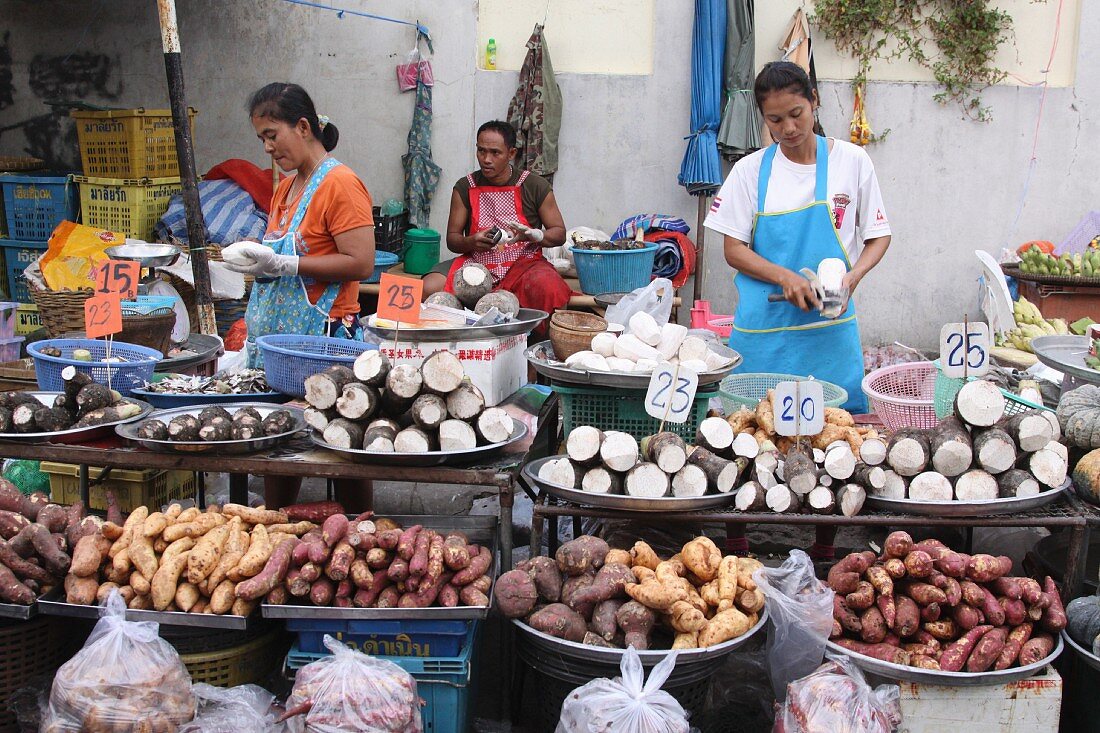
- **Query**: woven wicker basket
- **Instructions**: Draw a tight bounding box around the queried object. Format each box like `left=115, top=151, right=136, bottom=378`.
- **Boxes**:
left=0, top=616, right=79, bottom=732
left=28, top=285, right=95, bottom=337
left=118, top=310, right=176, bottom=353
left=179, top=630, right=289, bottom=688
left=549, top=310, right=607, bottom=360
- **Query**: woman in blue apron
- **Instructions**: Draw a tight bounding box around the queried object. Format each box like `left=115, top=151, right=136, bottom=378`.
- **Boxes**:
left=224, top=83, right=376, bottom=510
left=705, top=62, right=892, bottom=557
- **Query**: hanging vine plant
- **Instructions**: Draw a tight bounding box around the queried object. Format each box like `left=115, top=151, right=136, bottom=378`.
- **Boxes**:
left=811, top=0, right=1017, bottom=123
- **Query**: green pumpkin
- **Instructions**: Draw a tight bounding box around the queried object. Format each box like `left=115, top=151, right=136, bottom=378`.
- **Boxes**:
left=1067, top=595, right=1100, bottom=646
left=1057, top=385, right=1100, bottom=448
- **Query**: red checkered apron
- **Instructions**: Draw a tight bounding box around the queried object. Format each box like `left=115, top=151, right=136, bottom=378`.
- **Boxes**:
left=444, top=170, right=544, bottom=288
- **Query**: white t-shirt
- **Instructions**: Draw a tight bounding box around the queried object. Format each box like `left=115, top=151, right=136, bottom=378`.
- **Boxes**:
left=704, top=138, right=891, bottom=262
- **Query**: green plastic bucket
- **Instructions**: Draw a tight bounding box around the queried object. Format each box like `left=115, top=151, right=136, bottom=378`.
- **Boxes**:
left=403, top=228, right=441, bottom=275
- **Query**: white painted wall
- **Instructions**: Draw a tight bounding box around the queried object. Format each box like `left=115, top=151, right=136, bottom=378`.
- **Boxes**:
left=0, top=0, right=1096, bottom=349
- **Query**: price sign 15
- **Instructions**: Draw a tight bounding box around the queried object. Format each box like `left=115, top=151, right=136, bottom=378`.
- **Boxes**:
left=772, top=380, right=825, bottom=437
left=377, top=273, right=423, bottom=324
left=644, top=362, right=699, bottom=424
left=92, top=260, right=140, bottom=299
left=84, top=293, right=123, bottom=339
left=939, top=322, right=990, bottom=378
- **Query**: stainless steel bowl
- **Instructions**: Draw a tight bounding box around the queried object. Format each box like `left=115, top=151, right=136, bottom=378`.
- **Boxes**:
left=104, top=243, right=182, bottom=268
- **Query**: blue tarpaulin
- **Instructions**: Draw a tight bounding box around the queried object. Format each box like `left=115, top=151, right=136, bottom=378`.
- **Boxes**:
left=678, top=0, right=727, bottom=196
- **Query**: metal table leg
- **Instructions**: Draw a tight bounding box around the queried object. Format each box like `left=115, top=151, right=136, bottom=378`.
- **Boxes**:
left=229, top=473, right=248, bottom=506
left=500, top=480, right=514, bottom=571
left=1064, top=524, right=1089, bottom=603
left=78, top=464, right=89, bottom=506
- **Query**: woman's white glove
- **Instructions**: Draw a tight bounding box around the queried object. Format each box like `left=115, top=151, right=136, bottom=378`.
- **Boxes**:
left=505, top=222, right=544, bottom=244
left=221, top=241, right=299, bottom=277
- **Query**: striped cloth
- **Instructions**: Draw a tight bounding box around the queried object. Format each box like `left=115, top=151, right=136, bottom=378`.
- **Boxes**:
left=155, top=179, right=268, bottom=244
left=611, top=214, right=691, bottom=242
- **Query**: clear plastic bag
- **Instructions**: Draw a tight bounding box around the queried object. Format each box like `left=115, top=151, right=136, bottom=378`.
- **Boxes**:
left=555, top=647, right=690, bottom=733
left=178, top=683, right=277, bottom=732
left=285, top=635, right=422, bottom=733
left=753, top=549, right=835, bottom=701
left=396, top=47, right=433, bottom=91
left=605, top=277, right=675, bottom=328
left=42, top=590, right=196, bottom=732
left=773, top=655, right=901, bottom=733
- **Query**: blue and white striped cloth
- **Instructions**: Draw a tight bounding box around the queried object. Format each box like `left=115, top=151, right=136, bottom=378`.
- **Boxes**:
left=611, top=214, right=691, bottom=242
left=155, top=179, right=268, bottom=244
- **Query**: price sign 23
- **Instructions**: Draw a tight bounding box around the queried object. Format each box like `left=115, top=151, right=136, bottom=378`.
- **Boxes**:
left=939, top=322, right=990, bottom=378
left=772, top=380, right=825, bottom=436
left=644, top=363, right=699, bottom=424
left=84, top=294, right=123, bottom=338
left=377, top=273, right=423, bottom=324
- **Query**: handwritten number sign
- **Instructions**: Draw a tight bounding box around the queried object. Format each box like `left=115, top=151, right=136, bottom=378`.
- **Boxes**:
left=773, top=380, right=825, bottom=437
left=377, top=273, right=423, bottom=324
left=939, top=322, right=990, bottom=378
left=645, top=363, right=699, bottom=424
left=91, top=260, right=140, bottom=299
left=84, top=294, right=122, bottom=338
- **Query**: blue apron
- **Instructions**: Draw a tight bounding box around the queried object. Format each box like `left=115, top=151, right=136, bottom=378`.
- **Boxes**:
left=245, top=157, right=345, bottom=367
left=728, top=136, right=868, bottom=413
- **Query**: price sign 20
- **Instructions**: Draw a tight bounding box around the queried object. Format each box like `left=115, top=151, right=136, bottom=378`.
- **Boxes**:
left=939, top=322, right=991, bottom=379
left=773, top=380, right=825, bottom=437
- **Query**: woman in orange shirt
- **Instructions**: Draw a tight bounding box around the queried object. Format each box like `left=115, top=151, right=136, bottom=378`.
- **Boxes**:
left=224, top=82, right=375, bottom=508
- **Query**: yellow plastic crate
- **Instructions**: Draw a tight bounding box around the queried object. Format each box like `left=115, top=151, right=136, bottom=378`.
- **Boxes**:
left=14, top=304, right=40, bottom=335
left=75, top=176, right=182, bottom=241
left=40, top=461, right=196, bottom=512
left=180, top=632, right=289, bottom=687
left=70, top=108, right=197, bottom=178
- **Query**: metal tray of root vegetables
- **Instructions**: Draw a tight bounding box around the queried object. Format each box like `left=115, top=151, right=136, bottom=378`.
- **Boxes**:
left=0, top=597, right=41, bottom=620
left=0, top=392, right=153, bottom=444
left=116, top=403, right=306, bottom=454
left=522, top=456, right=735, bottom=512
left=310, top=421, right=528, bottom=467
left=513, top=608, right=767, bottom=665
left=364, top=308, right=549, bottom=341
left=525, top=340, right=742, bottom=388
left=1062, top=630, right=1100, bottom=673
left=826, top=635, right=1064, bottom=686
left=37, top=589, right=254, bottom=629
left=262, top=514, right=497, bottom=621
left=864, top=478, right=1071, bottom=517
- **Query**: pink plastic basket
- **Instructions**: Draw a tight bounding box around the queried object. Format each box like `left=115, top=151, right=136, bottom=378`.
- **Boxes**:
left=861, top=361, right=939, bottom=431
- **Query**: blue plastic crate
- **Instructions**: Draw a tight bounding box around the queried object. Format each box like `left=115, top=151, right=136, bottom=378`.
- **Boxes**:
left=286, top=616, right=471, bottom=657
left=0, top=174, right=78, bottom=241
left=286, top=623, right=477, bottom=733
left=0, top=239, right=49, bottom=303
left=572, top=243, right=657, bottom=295
left=29, top=338, right=162, bottom=397
left=366, top=250, right=400, bottom=283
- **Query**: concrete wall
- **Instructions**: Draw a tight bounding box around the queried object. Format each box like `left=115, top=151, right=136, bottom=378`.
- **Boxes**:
left=0, top=0, right=1095, bottom=349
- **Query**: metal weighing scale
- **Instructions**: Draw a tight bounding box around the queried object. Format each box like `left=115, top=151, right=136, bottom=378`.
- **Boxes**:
left=103, top=243, right=182, bottom=295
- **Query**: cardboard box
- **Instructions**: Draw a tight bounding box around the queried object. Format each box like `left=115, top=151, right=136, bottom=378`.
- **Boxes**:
left=379, top=334, right=527, bottom=406
left=890, top=667, right=1061, bottom=733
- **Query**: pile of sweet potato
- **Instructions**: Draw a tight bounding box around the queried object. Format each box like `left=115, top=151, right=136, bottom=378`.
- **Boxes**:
left=63, top=499, right=493, bottom=613
left=497, top=535, right=763, bottom=650
left=0, top=480, right=99, bottom=604
left=829, top=531, right=1066, bottom=672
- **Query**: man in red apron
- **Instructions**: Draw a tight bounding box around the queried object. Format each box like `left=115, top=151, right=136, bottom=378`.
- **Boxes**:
left=423, top=121, right=570, bottom=334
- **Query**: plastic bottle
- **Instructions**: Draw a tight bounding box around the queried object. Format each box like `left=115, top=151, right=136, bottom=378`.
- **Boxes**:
left=486, top=38, right=497, bottom=70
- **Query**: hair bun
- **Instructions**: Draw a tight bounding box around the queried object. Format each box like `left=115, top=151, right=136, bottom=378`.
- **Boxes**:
left=321, top=121, right=339, bottom=152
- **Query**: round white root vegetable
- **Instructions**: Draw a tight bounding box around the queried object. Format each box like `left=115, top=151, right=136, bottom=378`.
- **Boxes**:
left=735, top=481, right=767, bottom=511
left=628, top=312, right=662, bottom=347
left=353, top=349, right=391, bottom=387
left=386, top=364, right=423, bottom=399
left=581, top=466, right=622, bottom=494
left=671, top=464, right=707, bottom=497
left=591, top=332, right=617, bottom=358
left=731, top=432, right=759, bottom=459
left=438, top=419, right=478, bottom=451
left=954, top=469, right=999, bottom=501
left=453, top=262, right=494, bottom=308
left=686, top=446, right=745, bottom=493
left=874, top=470, right=908, bottom=499
left=954, top=380, right=1006, bottom=427
left=859, top=438, right=887, bottom=466
left=425, top=291, right=462, bottom=309
left=394, top=427, right=435, bottom=453
left=545, top=458, right=582, bottom=489
left=997, top=469, right=1040, bottom=498
left=566, top=426, right=605, bottom=465
left=305, top=365, right=355, bottom=410
left=907, top=471, right=953, bottom=501
left=973, top=426, right=1017, bottom=474
left=613, top=334, right=661, bottom=362
left=474, top=290, right=521, bottom=317
left=886, top=429, right=930, bottom=477
left=446, top=382, right=485, bottom=421
left=363, top=425, right=396, bottom=452
left=624, top=462, right=669, bottom=498
left=641, top=432, right=687, bottom=474
left=336, top=382, right=379, bottom=421
left=411, top=393, right=448, bottom=430
left=823, top=444, right=856, bottom=480
left=696, top=417, right=734, bottom=452
left=600, top=431, right=640, bottom=472
left=836, top=484, right=867, bottom=516
left=766, top=485, right=799, bottom=513
left=476, top=407, right=514, bottom=444
left=421, top=350, right=465, bottom=394
left=807, top=486, right=837, bottom=514
left=323, top=418, right=364, bottom=449
left=678, top=336, right=709, bottom=363
left=604, top=357, right=636, bottom=373
left=656, top=323, right=688, bottom=361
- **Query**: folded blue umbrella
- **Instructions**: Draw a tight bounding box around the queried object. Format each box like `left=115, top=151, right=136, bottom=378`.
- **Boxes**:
left=651, top=237, right=685, bottom=280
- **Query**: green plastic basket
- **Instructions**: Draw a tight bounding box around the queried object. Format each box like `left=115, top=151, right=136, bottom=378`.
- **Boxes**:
left=932, top=361, right=1052, bottom=419
left=718, top=373, right=847, bottom=414
left=553, top=382, right=716, bottom=442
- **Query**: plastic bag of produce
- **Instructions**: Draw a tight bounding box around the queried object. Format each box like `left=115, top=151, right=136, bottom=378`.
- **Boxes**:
left=284, top=634, right=422, bottom=733
left=41, top=589, right=196, bottom=732
left=753, top=549, right=835, bottom=701
left=555, top=647, right=691, bottom=733
left=178, top=683, right=277, bottom=732
left=773, top=655, right=901, bottom=733
left=605, top=277, right=675, bottom=328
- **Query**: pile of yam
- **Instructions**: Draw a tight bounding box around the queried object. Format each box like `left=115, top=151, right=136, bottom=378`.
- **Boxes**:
left=134, top=405, right=296, bottom=442
left=496, top=534, right=762, bottom=650
left=561, top=313, right=734, bottom=374
left=306, top=349, right=515, bottom=454
left=1, top=371, right=143, bottom=434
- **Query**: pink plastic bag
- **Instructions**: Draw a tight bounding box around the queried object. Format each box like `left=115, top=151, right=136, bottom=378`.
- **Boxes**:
left=396, top=48, right=433, bottom=92
left=773, top=655, right=901, bottom=733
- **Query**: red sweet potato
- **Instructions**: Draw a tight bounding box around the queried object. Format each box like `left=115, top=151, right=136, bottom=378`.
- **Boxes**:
left=321, top=514, right=348, bottom=547
left=966, top=554, right=1012, bottom=583
left=284, top=501, right=345, bottom=522
left=452, top=546, right=492, bottom=585
left=846, top=581, right=875, bottom=610
left=883, top=531, right=913, bottom=559
left=911, top=539, right=947, bottom=556
left=999, top=597, right=1027, bottom=626
left=438, top=583, right=459, bottom=607
left=827, top=552, right=874, bottom=595
left=376, top=528, right=402, bottom=551
left=375, top=586, right=401, bottom=608
left=860, top=606, right=888, bottom=643
left=310, top=576, right=335, bottom=606
left=353, top=570, right=392, bottom=608
left=1040, top=577, right=1066, bottom=632
left=960, top=580, right=985, bottom=608
left=834, top=595, right=862, bottom=634
left=0, top=563, right=34, bottom=604
left=904, top=550, right=934, bottom=579
left=832, top=638, right=911, bottom=665
left=979, top=585, right=1006, bottom=626
left=990, top=576, right=1025, bottom=600
left=894, top=595, right=920, bottom=638
left=1019, top=578, right=1043, bottom=605
left=939, top=624, right=994, bottom=672
left=324, top=540, right=354, bottom=581
left=459, top=585, right=489, bottom=606
left=235, top=538, right=296, bottom=601
left=933, top=551, right=967, bottom=578
left=994, top=623, right=1033, bottom=670
left=883, top=558, right=907, bottom=579
left=409, top=529, right=432, bottom=577
left=920, top=602, right=942, bottom=623
left=911, top=655, right=941, bottom=670
left=876, top=593, right=897, bottom=630
left=904, top=582, right=947, bottom=606
left=387, top=557, right=410, bottom=582
left=866, top=565, right=893, bottom=597
left=952, top=603, right=983, bottom=631
left=397, top=524, right=422, bottom=560
left=0, top=511, right=28, bottom=540
left=923, top=619, right=958, bottom=642
left=1019, top=632, right=1055, bottom=666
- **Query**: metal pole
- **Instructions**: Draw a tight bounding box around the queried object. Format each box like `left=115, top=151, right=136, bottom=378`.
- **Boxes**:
left=695, top=194, right=708, bottom=301
left=156, top=0, right=216, bottom=335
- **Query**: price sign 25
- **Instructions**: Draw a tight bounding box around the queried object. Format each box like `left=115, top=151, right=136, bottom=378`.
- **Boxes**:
left=772, top=380, right=825, bottom=436
left=939, top=322, right=990, bottom=378
left=377, top=273, right=423, bottom=324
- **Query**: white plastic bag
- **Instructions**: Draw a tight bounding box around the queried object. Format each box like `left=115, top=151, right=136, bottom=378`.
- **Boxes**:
left=753, top=550, right=835, bottom=701
left=285, top=634, right=422, bottom=733
left=605, top=278, right=675, bottom=328
left=555, top=647, right=690, bottom=733
left=179, top=683, right=276, bottom=732
left=773, top=655, right=901, bottom=733
left=42, top=590, right=196, bottom=732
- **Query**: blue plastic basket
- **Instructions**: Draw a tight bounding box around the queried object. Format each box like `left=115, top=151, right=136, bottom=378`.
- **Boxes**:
left=286, top=623, right=478, bottom=733
left=29, top=338, right=162, bottom=397
left=257, top=334, right=376, bottom=398
left=0, top=239, right=49, bottom=303
left=572, top=244, right=658, bottom=295
left=286, top=617, right=471, bottom=657
left=0, top=174, right=78, bottom=241
left=366, top=250, right=400, bottom=284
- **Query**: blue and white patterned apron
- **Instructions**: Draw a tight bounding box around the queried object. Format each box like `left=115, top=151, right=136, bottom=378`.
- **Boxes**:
left=728, top=136, right=868, bottom=413
left=245, top=157, right=346, bottom=367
